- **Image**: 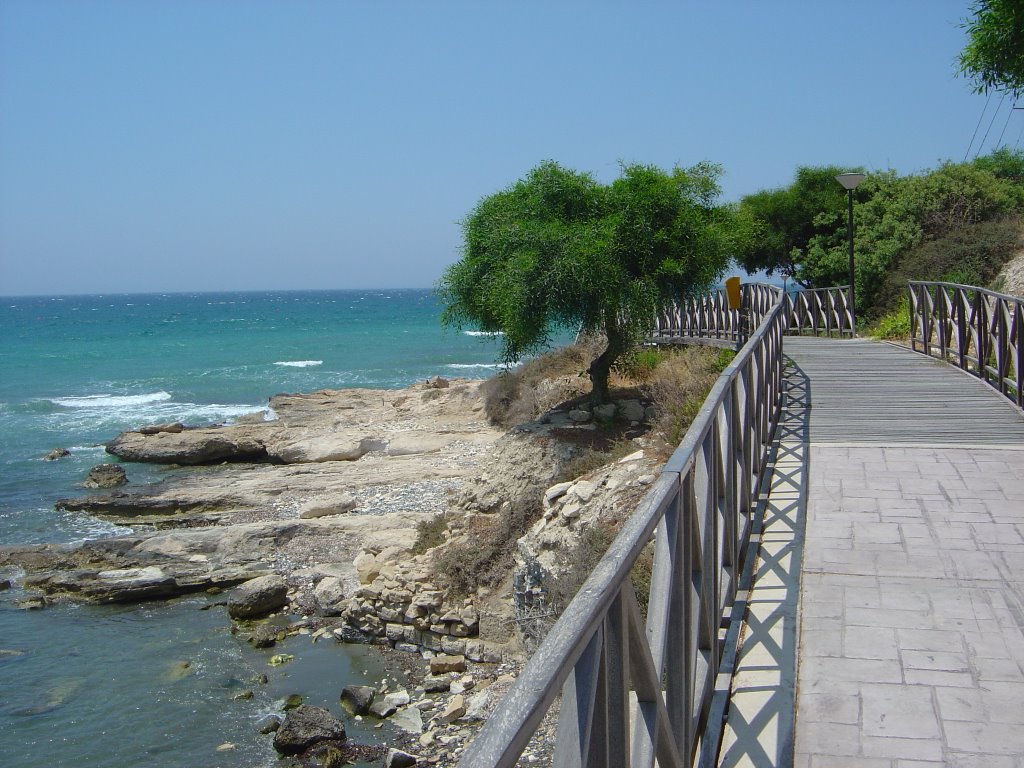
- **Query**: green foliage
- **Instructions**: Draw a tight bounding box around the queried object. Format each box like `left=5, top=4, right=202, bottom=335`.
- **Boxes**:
left=868, top=217, right=1024, bottom=317
left=869, top=298, right=912, bottom=341
left=438, top=161, right=747, bottom=403
left=737, top=165, right=853, bottom=279
left=959, top=0, right=1024, bottom=97
left=613, top=346, right=671, bottom=382
left=740, top=151, right=1024, bottom=314
left=412, top=512, right=451, bottom=554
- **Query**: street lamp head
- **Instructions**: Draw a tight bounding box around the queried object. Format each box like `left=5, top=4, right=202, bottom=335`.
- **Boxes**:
left=835, top=172, right=867, bottom=190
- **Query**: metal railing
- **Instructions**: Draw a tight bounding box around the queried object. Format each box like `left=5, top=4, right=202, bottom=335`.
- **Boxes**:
left=458, top=286, right=788, bottom=768
left=909, top=281, right=1023, bottom=409
left=652, top=284, right=854, bottom=344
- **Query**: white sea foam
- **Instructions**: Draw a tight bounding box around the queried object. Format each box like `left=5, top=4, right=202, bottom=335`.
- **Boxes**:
left=463, top=330, right=503, bottom=337
left=446, top=363, right=503, bottom=370
left=50, top=392, right=173, bottom=409
left=273, top=360, right=323, bottom=368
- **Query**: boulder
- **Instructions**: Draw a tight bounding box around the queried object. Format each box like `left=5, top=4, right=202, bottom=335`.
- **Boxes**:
left=422, top=674, right=453, bottom=693
left=313, top=576, right=346, bottom=615
left=84, top=464, right=127, bottom=489
left=385, top=747, right=419, bottom=767
left=271, top=437, right=386, bottom=464
left=107, top=430, right=268, bottom=465
left=299, top=494, right=359, bottom=519
left=227, top=575, right=288, bottom=619
left=43, top=448, right=71, bottom=461
left=138, top=422, right=184, bottom=435
left=389, top=707, right=423, bottom=735
left=385, top=748, right=418, bottom=768
left=272, top=705, right=347, bottom=756
left=368, top=697, right=397, bottom=718
left=437, top=694, right=466, bottom=724
left=427, top=376, right=449, bottom=389
left=256, top=714, right=282, bottom=734
left=429, top=654, right=466, bottom=675
left=340, top=685, right=376, bottom=715
left=616, top=399, right=646, bottom=423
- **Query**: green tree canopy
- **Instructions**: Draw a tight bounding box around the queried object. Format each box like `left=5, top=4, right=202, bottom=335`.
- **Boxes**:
left=736, top=165, right=854, bottom=280
left=959, top=0, right=1024, bottom=97
left=438, top=160, right=747, bottom=404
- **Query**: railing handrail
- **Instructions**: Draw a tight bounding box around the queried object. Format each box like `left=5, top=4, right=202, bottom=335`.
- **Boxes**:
left=459, top=284, right=788, bottom=767
left=652, top=283, right=854, bottom=343
left=909, top=280, right=1023, bottom=409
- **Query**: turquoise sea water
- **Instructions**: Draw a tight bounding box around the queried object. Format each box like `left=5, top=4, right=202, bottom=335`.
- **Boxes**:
left=0, top=289, right=507, bottom=767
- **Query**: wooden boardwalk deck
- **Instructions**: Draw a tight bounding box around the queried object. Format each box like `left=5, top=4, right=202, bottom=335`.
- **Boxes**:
left=720, top=336, right=1024, bottom=767
left=784, top=336, right=1024, bottom=445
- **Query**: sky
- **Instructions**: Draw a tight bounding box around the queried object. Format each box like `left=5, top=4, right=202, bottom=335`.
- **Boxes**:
left=0, top=1, right=1016, bottom=296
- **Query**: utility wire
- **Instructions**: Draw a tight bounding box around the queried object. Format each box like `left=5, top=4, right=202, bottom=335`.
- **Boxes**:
left=1016, top=116, right=1024, bottom=149
left=965, top=93, right=992, bottom=160
left=976, top=93, right=1006, bottom=158
left=996, top=101, right=1017, bottom=148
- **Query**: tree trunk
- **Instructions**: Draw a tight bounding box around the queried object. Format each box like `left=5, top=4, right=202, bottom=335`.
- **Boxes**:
left=587, top=326, right=626, bottom=406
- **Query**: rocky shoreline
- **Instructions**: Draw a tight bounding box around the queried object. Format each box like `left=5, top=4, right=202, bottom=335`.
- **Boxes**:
left=1, top=374, right=664, bottom=766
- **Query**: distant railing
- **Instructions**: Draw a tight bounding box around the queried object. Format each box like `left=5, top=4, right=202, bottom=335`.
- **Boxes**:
left=652, top=284, right=854, bottom=345
left=786, top=285, right=855, bottom=337
left=909, top=281, right=1023, bottom=409
left=458, top=286, right=787, bottom=768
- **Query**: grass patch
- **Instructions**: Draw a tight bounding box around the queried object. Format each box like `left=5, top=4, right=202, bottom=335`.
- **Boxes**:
left=868, top=298, right=912, bottom=341
left=558, top=437, right=637, bottom=482
left=647, top=347, right=724, bottom=445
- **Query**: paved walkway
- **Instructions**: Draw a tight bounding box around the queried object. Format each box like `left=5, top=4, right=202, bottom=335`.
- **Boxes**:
left=720, top=337, right=1024, bottom=767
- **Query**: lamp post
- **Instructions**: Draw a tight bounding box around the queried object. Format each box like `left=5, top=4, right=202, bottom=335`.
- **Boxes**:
left=835, top=172, right=867, bottom=332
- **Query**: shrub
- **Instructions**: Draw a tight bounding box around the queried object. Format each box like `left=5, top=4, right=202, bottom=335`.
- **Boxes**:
left=647, top=347, right=722, bottom=445
left=869, top=298, right=912, bottom=341
left=432, top=495, right=544, bottom=597
left=411, top=512, right=451, bottom=555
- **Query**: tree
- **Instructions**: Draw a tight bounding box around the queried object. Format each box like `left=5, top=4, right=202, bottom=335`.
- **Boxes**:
left=959, top=0, right=1024, bottom=97
left=736, top=165, right=855, bottom=281
left=437, top=161, right=745, bottom=404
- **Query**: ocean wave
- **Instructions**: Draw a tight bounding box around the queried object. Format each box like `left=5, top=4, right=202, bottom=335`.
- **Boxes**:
left=273, top=360, right=323, bottom=368
left=446, top=363, right=503, bottom=370
left=50, top=392, right=172, bottom=409
left=463, top=330, right=503, bottom=337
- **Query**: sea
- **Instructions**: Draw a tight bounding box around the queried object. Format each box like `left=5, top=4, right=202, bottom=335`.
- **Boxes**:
left=0, top=289, right=513, bottom=768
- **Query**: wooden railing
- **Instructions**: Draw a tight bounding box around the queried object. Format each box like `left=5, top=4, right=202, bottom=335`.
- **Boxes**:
left=458, top=286, right=787, bottom=768
left=910, top=281, right=1023, bottom=409
left=652, top=284, right=853, bottom=345
left=786, top=285, right=854, bottom=337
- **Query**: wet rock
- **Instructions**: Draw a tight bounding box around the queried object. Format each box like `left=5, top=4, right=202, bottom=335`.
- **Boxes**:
left=247, top=624, right=280, bottom=649
left=390, top=707, right=423, bottom=734
left=228, top=574, right=288, bottom=619
left=340, top=685, right=375, bottom=715
left=368, top=697, right=397, bottom=718
left=84, top=464, right=127, bottom=489
left=385, top=748, right=419, bottom=767
left=0, top=579, right=10, bottom=591
left=422, top=674, right=453, bottom=693
left=313, top=576, right=346, bottom=615
left=256, top=714, right=282, bottom=734
left=43, top=448, right=71, bottom=461
left=232, top=690, right=253, bottom=701
left=272, top=705, right=347, bottom=756
left=283, top=694, right=304, bottom=710
left=268, top=653, right=294, bottom=667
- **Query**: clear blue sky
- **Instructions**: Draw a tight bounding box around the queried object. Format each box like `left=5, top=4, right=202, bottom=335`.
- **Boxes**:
left=0, top=1, right=1012, bottom=296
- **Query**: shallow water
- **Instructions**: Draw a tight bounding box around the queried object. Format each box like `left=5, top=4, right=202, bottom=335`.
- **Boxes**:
left=0, top=289, right=516, bottom=766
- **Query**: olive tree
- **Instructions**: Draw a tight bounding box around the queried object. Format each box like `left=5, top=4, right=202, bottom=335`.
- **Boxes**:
left=437, top=160, right=744, bottom=404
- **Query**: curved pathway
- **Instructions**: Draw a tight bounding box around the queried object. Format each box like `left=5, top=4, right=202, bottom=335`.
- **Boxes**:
left=720, top=337, right=1024, bottom=767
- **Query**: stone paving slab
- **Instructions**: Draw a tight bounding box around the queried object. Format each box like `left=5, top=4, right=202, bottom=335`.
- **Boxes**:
left=795, top=445, right=1024, bottom=767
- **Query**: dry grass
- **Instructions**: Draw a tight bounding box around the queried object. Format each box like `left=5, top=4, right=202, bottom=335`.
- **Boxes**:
left=647, top=346, right=734, bottom=446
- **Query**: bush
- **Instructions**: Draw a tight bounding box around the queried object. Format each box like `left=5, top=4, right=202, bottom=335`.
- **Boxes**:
left=545, top=521, right=656, bottom=620
left=432, top=496, right=544, bottom=597
left=869, top=298, right=912, bottom=341
left=411, top=513, right=451, bottom=555
left=647, top=347, right=722, bottom=445
left=867, top=216, right=1023, bottom=319
left=479, top=336, right=604, bottom=427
